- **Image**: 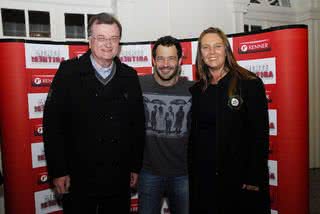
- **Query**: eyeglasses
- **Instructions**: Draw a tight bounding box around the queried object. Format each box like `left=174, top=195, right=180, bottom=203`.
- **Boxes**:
left=91, top=35, right=120, bottom=44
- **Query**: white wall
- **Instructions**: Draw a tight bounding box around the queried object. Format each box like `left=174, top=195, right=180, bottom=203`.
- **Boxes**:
left=112, top=0, right=245, bottom=42
left=117, top=0, right=170, bottom=42
left=0, top=0, right=250, bottom=42
left=168, top=0, right=234, bottom=39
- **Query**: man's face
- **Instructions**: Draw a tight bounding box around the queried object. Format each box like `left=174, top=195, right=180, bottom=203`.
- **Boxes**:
left=89, top=23, right=120, bottom=66
left=153, top=45, right=182, bottom=81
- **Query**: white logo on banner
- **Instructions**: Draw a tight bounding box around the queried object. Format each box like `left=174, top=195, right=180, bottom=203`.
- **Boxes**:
left=40, top=174, right=48, bottom=183
left=241, top=44, right=248, bottom=52
left=238, top=57, right=276, bottom=85
left=34, top=125, right=43, bottom=136
left=28, top=93, right=48, bottom=119
left=25, top=43, right=69, bottom=69
left=271, top=209, right=278, bottom=214
left=34, top=189, right=62, bottom=214
left=268, top=160, right=278, bottom=186
left=181, top=65, right=193, bottom=80
left=238, top=39, right=271, bottom=54
left=268, top=109, right=277, bottom=136
left=191, top=41, right=198, bottom=64
left=32, top=74, right=54, bottom=87
left=31, top=142, right=47, bottom=168
left=119, top=44, right=152, bottom=67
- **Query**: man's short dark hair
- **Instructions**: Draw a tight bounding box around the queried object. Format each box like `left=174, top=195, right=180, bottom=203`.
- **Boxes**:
left=88, top=12, right=122, bottom=37
left=152, top=36, right=182, bottom=59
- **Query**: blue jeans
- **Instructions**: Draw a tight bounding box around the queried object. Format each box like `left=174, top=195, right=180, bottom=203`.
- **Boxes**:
left=138, top=169, right=189, bottom=214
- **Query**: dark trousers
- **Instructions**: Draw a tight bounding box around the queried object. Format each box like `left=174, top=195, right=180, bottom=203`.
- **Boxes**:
left=62, top=192, right=131, bottom=214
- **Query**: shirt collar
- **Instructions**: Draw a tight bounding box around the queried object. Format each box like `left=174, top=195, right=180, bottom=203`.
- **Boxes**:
left=90, top=54, right=113, bottom=74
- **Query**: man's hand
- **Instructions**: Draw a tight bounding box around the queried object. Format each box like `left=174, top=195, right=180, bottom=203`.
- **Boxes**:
left=53, top=175, right=71, bottom=194
left=130, top=172, right=139, bottom=188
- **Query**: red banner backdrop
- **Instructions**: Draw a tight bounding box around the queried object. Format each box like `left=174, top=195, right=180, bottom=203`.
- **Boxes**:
left=0, top=42, right=34, bottom=214
left=0, top=25, right=308, bottom=214
left=232, top=26, right=309, bottom=214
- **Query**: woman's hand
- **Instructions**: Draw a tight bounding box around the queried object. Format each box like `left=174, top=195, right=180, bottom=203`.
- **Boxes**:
left=242, top=184, right=259, bottom=191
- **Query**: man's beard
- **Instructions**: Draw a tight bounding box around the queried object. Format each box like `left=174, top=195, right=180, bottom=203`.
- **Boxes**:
left=154, top=65, right=181, bottom=81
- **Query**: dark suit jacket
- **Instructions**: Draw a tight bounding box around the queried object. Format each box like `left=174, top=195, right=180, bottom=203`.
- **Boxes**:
left=43, top=50, right=145, bottom=196
left=188, top=72, right=270, bottom=213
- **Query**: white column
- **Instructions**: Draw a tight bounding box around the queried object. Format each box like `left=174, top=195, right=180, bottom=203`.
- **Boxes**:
left=310, top=19, right=320, bottom=168
left=296, top=0, right=320, bottom=168
left=305, top=1, right=320, bottom=168
left=230, top=0, right=250, bottom=33
left=111, top=0, right=118, bottom=16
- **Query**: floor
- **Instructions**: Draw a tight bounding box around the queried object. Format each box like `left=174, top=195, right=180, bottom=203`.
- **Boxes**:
left=310, top=168, right=320, bottom=214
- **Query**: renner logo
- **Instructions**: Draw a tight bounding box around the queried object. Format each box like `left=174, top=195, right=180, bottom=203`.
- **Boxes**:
left=38, top=173, right=49, bottom=184
left=238, top=39, right=271, bottom=54
left=120, top=50, right=149, bottom=63
left=31, top=49, right=65, bottom=63
left=266, top=93, right=272, bottom=103
left=32, top=75, right=54, bottom=87
left=34, top=124, right=43, bottom=136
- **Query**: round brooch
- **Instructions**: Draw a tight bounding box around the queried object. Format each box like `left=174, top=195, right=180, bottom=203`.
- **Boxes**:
left=228, top=95, right=243, bottom=110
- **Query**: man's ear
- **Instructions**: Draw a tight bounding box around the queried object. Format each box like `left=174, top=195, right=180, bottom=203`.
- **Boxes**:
left=117, top=45, right=122, bottom=56
left=88, top=38, right=92, bottom=49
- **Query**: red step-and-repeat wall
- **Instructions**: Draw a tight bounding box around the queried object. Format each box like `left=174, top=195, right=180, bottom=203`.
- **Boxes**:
left=0, top=25, right=308, bottom=214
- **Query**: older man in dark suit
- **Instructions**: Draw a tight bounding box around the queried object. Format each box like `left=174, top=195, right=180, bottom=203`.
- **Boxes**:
left=43, top=12, right=145, bottom=214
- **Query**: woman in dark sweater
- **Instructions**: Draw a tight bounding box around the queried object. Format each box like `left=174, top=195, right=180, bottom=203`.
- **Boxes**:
left=188, top=27, right=270, bottom=214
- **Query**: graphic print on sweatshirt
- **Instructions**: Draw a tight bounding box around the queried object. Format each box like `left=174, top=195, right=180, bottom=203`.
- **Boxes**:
left=143, top=93, right=191, bottom=138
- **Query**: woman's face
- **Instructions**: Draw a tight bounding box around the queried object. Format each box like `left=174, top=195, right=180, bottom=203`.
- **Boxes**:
left=200, top=33, right=226, bottom=71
